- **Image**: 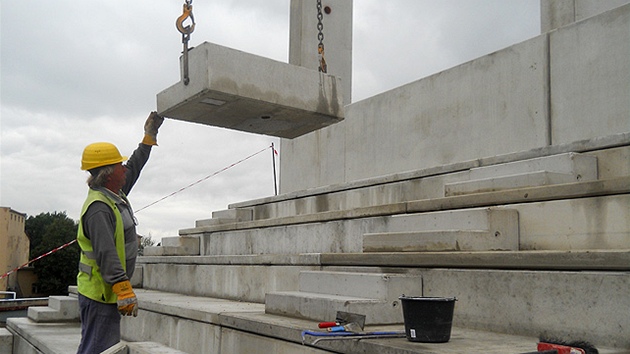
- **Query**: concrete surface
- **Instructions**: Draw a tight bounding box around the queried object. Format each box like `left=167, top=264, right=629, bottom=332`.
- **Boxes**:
left=235, top=135, right=629, bottom=211
left=280, top=33, right=550, bottom=192
left=157, top=41, right=345, bottom=139
left=8, top=288, right=630, bottom=354
left=0, top=327, right=13, bottom=354
left=27, top=295, right=78, bottom=323
left=422, top=269, right=630, bottom=348
left=289, top=0, right=353, bottom=105
left=541, top=0, right=630, bottom=32
left=144, top=236, right=200, bottom=256
left=266, top=271, right=422, bottom=324
left=550, top=3, right=630, bottom=144
left=278, top=4, right=629, bottom=194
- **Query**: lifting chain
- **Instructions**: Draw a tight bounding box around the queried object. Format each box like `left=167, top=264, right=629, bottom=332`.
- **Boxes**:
left=176, top=0, right=195, bottom=85
left=316, top=0, right=327, bottom=73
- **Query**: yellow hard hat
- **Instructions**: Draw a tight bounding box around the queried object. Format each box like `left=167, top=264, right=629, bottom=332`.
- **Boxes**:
left=81, top=142, right=128, bottom=170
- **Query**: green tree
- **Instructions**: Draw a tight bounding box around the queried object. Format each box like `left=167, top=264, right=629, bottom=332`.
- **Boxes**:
left=138, top=233, right=156, bottom=256
left=25, top=212, right=79, bottom=295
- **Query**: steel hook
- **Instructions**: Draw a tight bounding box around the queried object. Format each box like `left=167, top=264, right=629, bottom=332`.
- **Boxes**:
left=176, top=3, right=195, bottom=35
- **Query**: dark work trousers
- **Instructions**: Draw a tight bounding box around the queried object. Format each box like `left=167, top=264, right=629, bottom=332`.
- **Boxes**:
left=77, top=293, right=121, bottom=354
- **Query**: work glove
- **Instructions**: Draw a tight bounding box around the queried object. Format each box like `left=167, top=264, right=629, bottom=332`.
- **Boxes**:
left=112, top=280, right=138, bottom=317
left=142, top=111, right=164, bottom=146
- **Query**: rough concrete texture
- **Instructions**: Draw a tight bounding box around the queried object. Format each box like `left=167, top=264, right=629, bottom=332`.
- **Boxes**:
left=195, top=207, right=518, bottom=256
left=142, top=263, right=319, bottom=302
left=266, top=271, right=422, bottom=324
left=7, top=317, right=81, bottom=354
left=289, top=0, right=353, bottom=104
left=550, top=3, right=630, bottom=144
left=541, top=0, right=630, bottom=32
left=422, top=269, right=630, bottom=348
left=0, top=327, right=13, bottom=354
left=234, top=140, right=628, bottom=219
left=279, top=5, right=629, bottom=194
left=281, top=34, right=549, bottom=192
left=156, top=42, right=345, bottom=139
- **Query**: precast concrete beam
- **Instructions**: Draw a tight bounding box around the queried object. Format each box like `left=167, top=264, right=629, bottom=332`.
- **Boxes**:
left=157, top=42, right=344, bottom=139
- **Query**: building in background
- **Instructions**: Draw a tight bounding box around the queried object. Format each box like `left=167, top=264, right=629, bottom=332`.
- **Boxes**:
left=0, top=207, right=30, bottom=297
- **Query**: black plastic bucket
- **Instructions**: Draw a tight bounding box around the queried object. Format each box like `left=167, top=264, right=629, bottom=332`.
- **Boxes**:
left=399, top=295, right=456, bottom=343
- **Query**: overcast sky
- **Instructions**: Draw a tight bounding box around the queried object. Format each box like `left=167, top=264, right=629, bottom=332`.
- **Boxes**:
left=1, top=0, right=540, bottom=243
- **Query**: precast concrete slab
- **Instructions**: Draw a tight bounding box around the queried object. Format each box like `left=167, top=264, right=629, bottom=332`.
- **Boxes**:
left=507, top=194, right=630, bottom=250
left=27, top=296, right=79, bottom=322
left=298, top=271, right=421, bottom=301
left=193, top=207, right=517, bottom=256
left=265, top=291, right=402, bottom=324
left=467, top=152, right=598, bottom=181
left=549, top=3, right=630, bottom=144
left=421, top=268, right=630, bottom=348
left=7, top=317, right=81, bottom=354
left=157, top=42, right=344, bottom=139
left=144, top=236, right=200, bottom=256
left=363, top=230, right=513, bottom=252
left=444, top=171, right=587, bottom=197
left=141, top=263, right=320, bottom=303
left=319, top=250, right=630, bottom=271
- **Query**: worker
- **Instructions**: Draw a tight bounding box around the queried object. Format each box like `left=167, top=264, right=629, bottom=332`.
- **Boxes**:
left=76, top=112, right=164, bottom=354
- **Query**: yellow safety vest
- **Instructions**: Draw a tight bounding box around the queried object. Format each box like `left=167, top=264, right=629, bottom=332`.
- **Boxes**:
left=76, top=188, right=126, bottom=304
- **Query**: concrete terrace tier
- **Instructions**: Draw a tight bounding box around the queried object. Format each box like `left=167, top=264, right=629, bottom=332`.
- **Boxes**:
left=156, top=42, right=344, bottom=139
left=7, top=288, right=629, bottom=354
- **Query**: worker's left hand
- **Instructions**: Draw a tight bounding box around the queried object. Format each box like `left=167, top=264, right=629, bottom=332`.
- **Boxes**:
left=142, top=111, right=164, bottom=146
left=112, top=280, right=139, bottom=317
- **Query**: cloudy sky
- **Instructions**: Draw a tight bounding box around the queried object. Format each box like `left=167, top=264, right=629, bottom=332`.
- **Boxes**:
left=1, top=0, right=540, bottom=243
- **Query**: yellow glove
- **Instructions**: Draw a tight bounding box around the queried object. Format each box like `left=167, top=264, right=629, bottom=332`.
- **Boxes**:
left=142, top=111, right=165, bottom=146
left=112, top=280, right=138, bottom=317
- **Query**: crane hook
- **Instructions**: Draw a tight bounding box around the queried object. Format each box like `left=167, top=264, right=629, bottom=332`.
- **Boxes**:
left=176, top=2, right=195, bottom=35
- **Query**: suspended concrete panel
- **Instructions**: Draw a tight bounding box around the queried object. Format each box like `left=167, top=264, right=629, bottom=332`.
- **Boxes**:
left=156, top=42, right=344, bottom=139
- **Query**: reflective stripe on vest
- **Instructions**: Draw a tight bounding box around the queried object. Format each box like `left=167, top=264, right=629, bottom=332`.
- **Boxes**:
left=76, top=188, right=127, bottom=304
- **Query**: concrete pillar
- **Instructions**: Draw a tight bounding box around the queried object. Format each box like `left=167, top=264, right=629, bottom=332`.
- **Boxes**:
left=289, top=0, right=353, bottom=105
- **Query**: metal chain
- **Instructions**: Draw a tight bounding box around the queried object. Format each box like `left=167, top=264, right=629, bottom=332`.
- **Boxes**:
left=316, top=0, right=327, bottom=73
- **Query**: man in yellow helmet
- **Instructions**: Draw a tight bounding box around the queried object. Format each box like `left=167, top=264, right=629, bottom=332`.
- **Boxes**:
left=76, top=112, right=164, bottom=354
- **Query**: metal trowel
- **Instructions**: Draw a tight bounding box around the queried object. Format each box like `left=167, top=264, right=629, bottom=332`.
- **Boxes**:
left=321, top=311, right=366, bottom=332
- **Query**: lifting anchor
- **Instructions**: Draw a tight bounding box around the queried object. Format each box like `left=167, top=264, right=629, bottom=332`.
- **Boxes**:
left=176, top=0, right=195, bottom=85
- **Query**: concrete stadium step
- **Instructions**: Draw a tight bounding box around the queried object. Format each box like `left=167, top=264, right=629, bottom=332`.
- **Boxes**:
left=299, top=271, right=420, bottom=300
left=195, top=208, right=253, bottom=228
left=362, top=208, right=519, bottom=252
left=265, top=291, right=398, bottom=324
left=143, top=236, right=200, bottom=256
left=265, top=271, right=422, bottom=324
left=444, top=152, right=597, bottom=196
left=9, top=288, right=628, bottom=353
left=363, top=230, right=507, bottom=252
left=192, top=207, right=518, bottom=256
left=445, top=170, right=581, bottom=196
left=27, top=295, right=79, bottom=323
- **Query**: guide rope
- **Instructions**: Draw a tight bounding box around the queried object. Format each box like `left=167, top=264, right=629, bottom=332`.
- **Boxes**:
left=0, top=239, right=78, bottom=280
left=0, top=145, right=276, bottom=280
left=134, top=145, right=272, bottom=213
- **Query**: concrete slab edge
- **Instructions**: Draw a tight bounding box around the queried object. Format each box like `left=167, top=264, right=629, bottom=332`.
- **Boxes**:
left=180, top=177, right=629, bottom=235
left=319, top=250, right=630, bottom=271
left=229, top=132, right=629, bottom=208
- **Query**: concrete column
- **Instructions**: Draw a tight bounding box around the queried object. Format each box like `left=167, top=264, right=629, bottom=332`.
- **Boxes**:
left=289, top=0, right=353, bottom=105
